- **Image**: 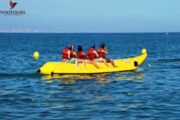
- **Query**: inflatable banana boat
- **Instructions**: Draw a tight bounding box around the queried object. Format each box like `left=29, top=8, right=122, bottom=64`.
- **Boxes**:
left=38, top=49, right=147, bottom=75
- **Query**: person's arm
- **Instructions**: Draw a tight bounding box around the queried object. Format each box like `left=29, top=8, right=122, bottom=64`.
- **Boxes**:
left=74, top=52, right=78, bottom=58
left=104, top=47, right=109, bottom=54
left=82, top=52, right=85, bottom=57
left=94, top=50, right=99, bottom=57
left=67, top=51, right=71, bottom=59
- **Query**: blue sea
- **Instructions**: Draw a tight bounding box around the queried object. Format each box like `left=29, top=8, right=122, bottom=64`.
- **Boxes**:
left=0, top=33, right=180, bottom=120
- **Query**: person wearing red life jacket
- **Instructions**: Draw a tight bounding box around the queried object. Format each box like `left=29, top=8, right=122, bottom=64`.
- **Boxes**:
left=77, top=45, right=99, bottom=69
left=62, top=45, right=72, bottom=61
left=77, top=45, right=87, bottom=60
left=98, top=43, right=116, bottom=67
left=70, top=45, right=78, bottom=58
left=87, top=44, right=109, bottom=67
left=62, top=45, right=78, bottom=69
left=97, top=43, right=116, bottom=67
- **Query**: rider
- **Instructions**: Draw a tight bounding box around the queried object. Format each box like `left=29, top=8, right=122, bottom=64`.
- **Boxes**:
left=87, top=44, right=109, bottom=67
left=77, top=45, right=99, bottom=68
left=97, top=42, right=116, bottom=67
left=62, top=45, right=78, bottom=69
left=70, top=45, right=78, bottom=58
left=62, top=44, right=72, bottom=61
left=77, top=45, right=87, bottom=60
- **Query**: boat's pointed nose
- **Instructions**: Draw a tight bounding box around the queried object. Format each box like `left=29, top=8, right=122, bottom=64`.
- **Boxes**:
left=142, top=48, right=147, bottom=54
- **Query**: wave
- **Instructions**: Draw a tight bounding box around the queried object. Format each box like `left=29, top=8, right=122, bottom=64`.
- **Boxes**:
left=0, top=73, right=41, bottom=78
left=157, top=58, right=180, bottom=63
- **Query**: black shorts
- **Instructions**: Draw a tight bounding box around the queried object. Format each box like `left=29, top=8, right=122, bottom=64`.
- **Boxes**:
left=105, top=58, right=111, bottom=62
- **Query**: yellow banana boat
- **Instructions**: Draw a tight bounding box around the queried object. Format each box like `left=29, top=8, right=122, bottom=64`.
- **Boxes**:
left=38, top=49, right=147, bottom=75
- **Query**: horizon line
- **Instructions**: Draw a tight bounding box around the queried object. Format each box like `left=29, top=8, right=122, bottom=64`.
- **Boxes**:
left=0, top=31, right=179, bottom=34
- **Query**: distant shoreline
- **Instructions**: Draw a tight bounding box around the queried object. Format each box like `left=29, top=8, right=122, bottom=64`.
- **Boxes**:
left=0, top=32, right=179, bottom=34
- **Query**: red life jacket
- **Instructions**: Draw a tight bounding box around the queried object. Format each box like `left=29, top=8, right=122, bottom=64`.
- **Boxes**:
left=78, top=51, right=87, bottom=59
left=62, top=48, right=69, bottom=60
left=87, top=48, right=97, bottom=60
left=98, top=47, right=105, bottom=58
left=70, top=50, right=77, bottom=58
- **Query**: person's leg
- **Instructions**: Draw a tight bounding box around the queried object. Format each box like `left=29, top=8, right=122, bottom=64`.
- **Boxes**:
left=83, top=60, right=86, bottom=69
left=85, top=60, right=99, bottom=69
left=109, top=58, right=117, bottom=67
left=75, top=58, right=78, bottom=69
left=68, top=58, right=79, bottom=69
left=99, top=58, right=110, bottom=67
left=77, top=59, right=86, bottom=69
left=65, top=59, right=70, bottom=63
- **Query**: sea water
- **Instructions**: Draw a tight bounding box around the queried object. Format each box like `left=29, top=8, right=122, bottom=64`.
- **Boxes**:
left=0, top=33, right=180, bottom=119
